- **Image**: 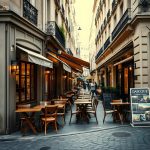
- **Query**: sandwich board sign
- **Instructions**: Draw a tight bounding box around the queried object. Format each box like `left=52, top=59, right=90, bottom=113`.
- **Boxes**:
left=130, top=88, right=150, bottom=127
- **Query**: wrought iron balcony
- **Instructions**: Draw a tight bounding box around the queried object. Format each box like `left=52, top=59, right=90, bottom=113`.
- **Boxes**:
left=66, top=48, right=73, bottom=55
left=104, top=37, right=110, bottom=50
left=95, top=46, right=104, bottom=60
left=112, top=8, right=131, bottom=40
left=46, top=21, right=65, bottom=48
left=95, top=36, right=110, bottom=61
left=23, top=0, right=38, bottom=25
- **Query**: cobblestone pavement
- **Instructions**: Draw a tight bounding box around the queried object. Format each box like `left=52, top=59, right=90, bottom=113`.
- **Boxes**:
left=0, top=126, right=150, bottom=150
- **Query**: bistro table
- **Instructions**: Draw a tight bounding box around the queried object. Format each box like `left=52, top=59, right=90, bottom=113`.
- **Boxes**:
left=110, top=102, right=130, bottom=124
left=15, top=107, right=41, bottom=134
left=74, top=100, right=92, bottom=122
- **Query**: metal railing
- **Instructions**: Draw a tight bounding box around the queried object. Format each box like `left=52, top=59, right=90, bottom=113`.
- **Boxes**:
left=95, top=36, right=110, bottom=60
left=104, top=37, right=110, bottom=50
left=112, top=8, right=131, bottom=40
left=23, top=0, right=38, bottom=25
left=46, top=21, right=65, bottom=48
left=95, top=46, right=104, bottom=60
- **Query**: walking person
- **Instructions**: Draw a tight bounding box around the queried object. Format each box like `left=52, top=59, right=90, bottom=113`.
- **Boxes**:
left=90, top=80, right=97, bottom=98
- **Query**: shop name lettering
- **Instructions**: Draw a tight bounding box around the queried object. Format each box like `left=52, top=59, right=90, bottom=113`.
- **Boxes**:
left=131, top=89, right=149, bottom=95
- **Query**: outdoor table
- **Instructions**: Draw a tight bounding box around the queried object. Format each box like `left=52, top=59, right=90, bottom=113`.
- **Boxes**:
left=74, top=100, right=92, bottom=122
left=33, top=104, right=65, bottom=109
left=15, top=107, right=41, bottom=134
left=110, top=102, right=130, bottom=124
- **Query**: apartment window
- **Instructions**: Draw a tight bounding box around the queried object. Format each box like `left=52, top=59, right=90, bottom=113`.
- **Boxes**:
left=114, top=14, right=116, bottom=28
left=108, top=24, right=111, bottom=36
left=55, top=10, right=58, bottom=23
left=120, top=3, right=123, bottom=17
left=16, top=62, right=36, bottom=103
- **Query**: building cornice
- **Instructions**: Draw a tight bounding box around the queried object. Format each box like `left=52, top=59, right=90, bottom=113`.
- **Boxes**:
left=131, top=14, right=150, bottom=27
left=0, top=10, right=45, bottom=39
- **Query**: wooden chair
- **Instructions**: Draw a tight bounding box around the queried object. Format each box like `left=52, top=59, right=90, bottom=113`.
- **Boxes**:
left=41, top=105, right=58, bottom=135
left=17, top=104, right=31, bottom=134
left=53, top=100, right=66, bottom=126
left=86, top=98, right=99, bottom=124
left=112, top=99, right=123, bottom=124
left=69, top=101, right=81, bottom=124
left=102, top=94, right=118, bottom=124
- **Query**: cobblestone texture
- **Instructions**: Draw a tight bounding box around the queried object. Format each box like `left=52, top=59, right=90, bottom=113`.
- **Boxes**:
left=0, top=126, right=150, bottom=150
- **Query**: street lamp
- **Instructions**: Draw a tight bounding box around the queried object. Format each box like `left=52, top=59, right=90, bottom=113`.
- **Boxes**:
left=78, top=27, right=82, bottom=30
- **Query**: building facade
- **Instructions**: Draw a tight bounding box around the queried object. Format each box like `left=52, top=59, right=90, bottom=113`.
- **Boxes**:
left=0, top=0, right=89, bottom=134
left=94, top=0, right=150, bottom=100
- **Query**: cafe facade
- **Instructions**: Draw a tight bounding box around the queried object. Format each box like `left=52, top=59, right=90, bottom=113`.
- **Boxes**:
left=94, top=0, right=150, bottom=100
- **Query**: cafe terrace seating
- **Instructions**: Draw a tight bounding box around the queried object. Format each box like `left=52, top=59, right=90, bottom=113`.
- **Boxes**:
left=102, top=93, right=118, bottom=124
left=53, top=100, right=67, bottom=126
left=69, top=101, right=81, bottom=124
left=86, top=98, right=99, bottom=124
left=40, top=105, right=58, bottom=135
left=17, top=104, right=32, bottom=134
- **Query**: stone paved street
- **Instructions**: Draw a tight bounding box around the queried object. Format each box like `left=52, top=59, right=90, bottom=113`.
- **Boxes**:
left=1, top=101, right=150, bottom=150
left=0, top=126, right=150, bottom=150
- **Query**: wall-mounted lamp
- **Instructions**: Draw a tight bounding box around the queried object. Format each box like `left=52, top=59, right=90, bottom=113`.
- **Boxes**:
left=58, top=50, right=62, bottom=55
left=10, top=45, right=15, bottom=52
left=129, top=66, right=132, bottom=71
left=78, top=27, right=82, bottom=30
left=45, top=70, right=50, bottom=74
left=63, top=75, right=67, bottom=79
left=11, top=60, right=19, bottom=74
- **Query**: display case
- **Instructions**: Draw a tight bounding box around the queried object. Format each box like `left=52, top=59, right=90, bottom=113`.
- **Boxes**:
left=130, top=88, right=150, bottom=126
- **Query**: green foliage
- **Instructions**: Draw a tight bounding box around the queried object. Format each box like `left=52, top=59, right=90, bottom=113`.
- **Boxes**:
left=102, top=86, right=120, bottom=99
left=59, top=26, right=65, bottom=41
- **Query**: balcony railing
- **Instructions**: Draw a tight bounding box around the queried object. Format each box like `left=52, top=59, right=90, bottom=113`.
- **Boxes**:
left=23, top=0, right=38, bottom=25
left=104, top=37, right=110, bottom=50
left=95, top=36, right=110, bottom=61
left=112, top=8, right=131, bottom=40
left=46, top=21, right=65, bottom=48
left=95, top=46, right=104, bottom=60
left=66, top=48, right=73, bottom=55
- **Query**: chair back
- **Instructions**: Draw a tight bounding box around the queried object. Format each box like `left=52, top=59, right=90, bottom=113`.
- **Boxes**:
left=17, top=104, right=31, bottom=109
left=40, top=101, right=51, bottom=106
left=102, top=93, right=112, bottom=110
left=44, top=105, right=58, bottom=118
left=112, top=99, right=122, bottom=103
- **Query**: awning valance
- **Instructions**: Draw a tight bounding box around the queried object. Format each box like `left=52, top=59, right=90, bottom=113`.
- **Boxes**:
left=17, top=46, right=53, bottom=68
left=58, top=55, right=83, bottom=73
left=47, top=52, right=71, bottom=72
left=60, top=51, right=90, bottom=69
left=113, top=56, right=133, bottom=66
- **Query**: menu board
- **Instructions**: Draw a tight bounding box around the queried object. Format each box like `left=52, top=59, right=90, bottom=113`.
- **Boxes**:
left=130, top=88, right=150, bottom=126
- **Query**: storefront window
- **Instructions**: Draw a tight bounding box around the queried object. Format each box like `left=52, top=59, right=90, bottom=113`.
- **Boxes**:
left=16, top=62, right=36, bottom=103
left=44, top=68, right=56, bottom=100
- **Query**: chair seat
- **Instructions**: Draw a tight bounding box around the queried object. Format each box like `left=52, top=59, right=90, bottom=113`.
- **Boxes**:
left=57, top=112, right=64, bottom=116
left=41, top=117, right=55, bottom=122
left=105, top=109, right=117, bottom=113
